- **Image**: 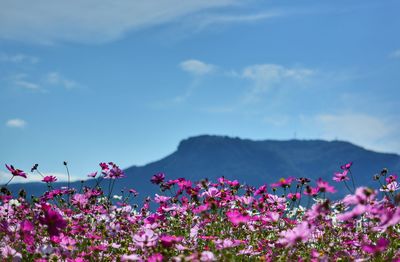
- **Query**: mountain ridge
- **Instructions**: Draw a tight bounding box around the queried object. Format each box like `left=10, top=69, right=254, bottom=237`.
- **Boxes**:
left=7, top=135, right=400, bottom=200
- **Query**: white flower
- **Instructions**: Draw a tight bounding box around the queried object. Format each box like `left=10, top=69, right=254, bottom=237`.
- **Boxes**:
left=113, top=195, right=122, bottom=200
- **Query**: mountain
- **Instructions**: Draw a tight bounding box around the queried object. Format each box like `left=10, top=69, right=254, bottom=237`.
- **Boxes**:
left=7, top=135, right=400, bottom=201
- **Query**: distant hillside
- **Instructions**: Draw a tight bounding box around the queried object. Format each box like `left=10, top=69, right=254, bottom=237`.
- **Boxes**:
left=7, top=135, right=400, bottom=201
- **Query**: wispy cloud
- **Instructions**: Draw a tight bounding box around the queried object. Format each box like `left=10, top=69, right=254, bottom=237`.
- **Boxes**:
left=46, top=72, right=80, bottom=89
left=241, top=64, right=315, bottom=103
left=0, top=0, right=240, bottom=44
left=10, top=73, right=41, bottom=90
left=0, top=53, right=39, bottom=64
left=389, top=49, right=400, bottom=59
left=180, top=59, right=216, bottom=76
left=5, top=118, right=27, bottom=128
left=312, top=113, right=399, bottom=153
left=194, top=11, right=283, bottom=30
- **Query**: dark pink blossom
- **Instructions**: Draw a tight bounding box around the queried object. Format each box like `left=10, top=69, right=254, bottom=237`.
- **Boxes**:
left=341, top=162, right=353, bottom=170
left=5, top=164, right=27, bottom=178
left=362, top=238, right=389, bottom=254
left=42, top=175, right=57, bottom=183
left=151, top=173, right=165, bottom=184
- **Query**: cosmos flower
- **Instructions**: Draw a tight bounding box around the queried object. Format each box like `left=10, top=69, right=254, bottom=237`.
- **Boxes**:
left=333, top=170, right=350, bottom=182
left=317, top=178, right=336, bottom=193
left=151, top=173, right=165, bottom=184
left=42, top=175, right=57, bottom=183
left=279, top=222, right=312, bottom=247
left=5, top=164, right=27, bottom=178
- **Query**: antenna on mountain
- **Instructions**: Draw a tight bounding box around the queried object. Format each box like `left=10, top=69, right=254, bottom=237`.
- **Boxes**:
left=294, top=132, right=297, bottom=140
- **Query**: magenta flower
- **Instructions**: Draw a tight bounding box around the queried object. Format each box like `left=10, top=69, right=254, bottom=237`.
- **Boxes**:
left=226, top=210, right=251, bottom=226
left=103, top=163, right=125, bottom=179
left=340, top=162, right=353, bottom=170
left=385, top=174, right=397, bottom=183
left=160, top=235, right=183, bottom=248
left=20, top=220, right=35, bottom=246
left=99, top=162, right=109, bottom=171
left=147, top=253, right=163, bottom=262
left=42, top=175, right=57, bottom=183
left=254, top=185, right=267, bottom=196
left=150, top=173, right=165, bottom=184
left=39, top=204, right=67, bottom=237
left=5, top=164, right=27, bottom=178
left=271, top=177, right=295, bottom=188
left=362, top=238, right=389, bottom=254
left=304, top=185, right=319, bottom=197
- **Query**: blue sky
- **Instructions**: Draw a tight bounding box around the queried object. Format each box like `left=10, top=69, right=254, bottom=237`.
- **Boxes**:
left=1, top=0, right=399, bottom=183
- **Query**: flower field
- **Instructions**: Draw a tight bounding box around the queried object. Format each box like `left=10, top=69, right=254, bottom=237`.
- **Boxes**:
left=1, top=162, right=400, bottom=261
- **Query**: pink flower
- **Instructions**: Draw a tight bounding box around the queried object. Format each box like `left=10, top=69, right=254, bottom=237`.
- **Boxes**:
left=71, top=194, right=88, bottom=207
left=154, top=194, right=171, bottom=203
left=121, top=254, right=141, bottom=261
left=343, top=187, right=376, bottom=206
left=340, top=162, right=353, bottom=170
left=39, top=204, right=67, bottom=237
left=385, top=174, right=397, bottom=183
left=201, top=187, right=220, bottom=198
left=380, top=181, right=400, bottom=192
left=99, top=162, right=109, bottom=171
left=271, top=177, right=295, bottom=188
left=147, top=253, right=163, bottom=262
left=304, top=185, right=319, bottom=197
left=20, top=220, right=35, bottom=246
left=333, top=170, right=350, bottom=182
left=160, top=235, right=183, bottom=248
left=226, top=210, right=251, bottom=226
left=316, top=178, right=336, bottom=193
left=5, top=164, right=27, bottom=178
left=132, top=229, right=158, bottom=248
left=200, top=251, right=216, bottom=261
left=287, top=192, right=301, bottom=201
left=193, top=204, right=209, bottom=214
left=279, top=222, right=312, bottom=247
left=362, top=238, right=389, bottom=254
left=87, top=172, right=97, bottom=178
left=254, top=185, right=267, bottom=196
left=42, top=175, right=57, bottom=183
left=103, top=163, right=125, bottom=179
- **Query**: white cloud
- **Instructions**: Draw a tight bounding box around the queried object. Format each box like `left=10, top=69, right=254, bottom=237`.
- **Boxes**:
left=313, top=113, right=399, bottom=153
left=46, top=72, right=79, bottom=89
left=180, top=59, right=216, bottom=76
left=241, top=64, right=315, bottom=103
left=195, top=11, right=282, bottom=30
left=0, top=53, right=39, bottom=64
left=0, top=0, right=239, bottom=44
left=10, top=73, right=41, bottom=90
left=389, top=49, right=400, bottom=59
left=5, top=118, right=27, bottom=128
